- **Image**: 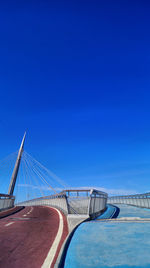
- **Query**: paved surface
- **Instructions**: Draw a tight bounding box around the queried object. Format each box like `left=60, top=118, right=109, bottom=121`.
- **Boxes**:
left=67, top=214, right=89, bottom=232
left=0, top=206, right=68, bottom=268
left=0, top=206, right=24, bottom=219
left=64, top=204, right=150, bottom=268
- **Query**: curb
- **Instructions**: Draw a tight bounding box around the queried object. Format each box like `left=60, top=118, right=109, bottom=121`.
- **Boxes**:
left=0, top=206, right=25, bottom=219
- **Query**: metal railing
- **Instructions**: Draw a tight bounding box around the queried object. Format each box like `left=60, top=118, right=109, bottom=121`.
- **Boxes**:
left=17, top=188, right=108, bottom=217
left=108, top=192, right=150, bottom=208
left=17, top=193, right=69, bottom=214
left=0, top=193, right=15, bottom=211
left=63, top=189, right=108, bottom=217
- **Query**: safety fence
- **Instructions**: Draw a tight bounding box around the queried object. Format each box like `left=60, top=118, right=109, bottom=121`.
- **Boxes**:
left=17, top=193, right=69, bottom=214
left=18, top=188, right=108, bottom=218
left=108, top=192, right=150, bottom=208
left=0, top=194, right=15, bottom=211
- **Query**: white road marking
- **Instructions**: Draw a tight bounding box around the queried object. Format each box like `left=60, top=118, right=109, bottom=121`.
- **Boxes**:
left=5, top=222, right=14, bottom=227
left=41, top=207, right=64, bottom=268
left=26, top=207, right=33, bottom=215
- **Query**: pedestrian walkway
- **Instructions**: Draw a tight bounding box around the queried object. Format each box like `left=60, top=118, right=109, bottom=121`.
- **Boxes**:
left=63, top=204, right=150, bottom=268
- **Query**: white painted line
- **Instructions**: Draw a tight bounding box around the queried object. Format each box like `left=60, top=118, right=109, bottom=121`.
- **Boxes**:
left=41, top=207, right=64, bottom=268
left=28, top=210, right=32, bottom=214
left=27, top=210, right=32, bottom=214
left=5, top=222, right=14, bottom=227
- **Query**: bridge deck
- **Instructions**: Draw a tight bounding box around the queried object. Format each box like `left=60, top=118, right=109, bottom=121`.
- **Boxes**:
left=63, top=204, right=150, bottom=268
left=0, top=206, right=68, bottom=268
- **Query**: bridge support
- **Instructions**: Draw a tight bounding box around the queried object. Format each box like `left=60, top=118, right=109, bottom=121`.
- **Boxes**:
left=8, top=133, right=26, bottom=196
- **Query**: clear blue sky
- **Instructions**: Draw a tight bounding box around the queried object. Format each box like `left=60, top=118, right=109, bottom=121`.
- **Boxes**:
left=0, top=0, right=150, bottom=195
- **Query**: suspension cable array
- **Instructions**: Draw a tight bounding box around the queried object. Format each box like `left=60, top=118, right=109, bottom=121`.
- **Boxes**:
left=0, top=150, right=70, bottom=204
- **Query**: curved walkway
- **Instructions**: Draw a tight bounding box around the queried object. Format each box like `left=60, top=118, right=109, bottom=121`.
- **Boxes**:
left=0, top=206, right=68, bottom=268
left=95, top=204, right=120, bottom=220
left=63, top=204, right=150, bottom=268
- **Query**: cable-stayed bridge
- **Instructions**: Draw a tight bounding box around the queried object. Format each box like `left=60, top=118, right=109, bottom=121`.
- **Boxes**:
left=0, top=134, right=107, bottom=220
left=1, top=133, right=150, bottom=217
left=0, top=134, right=108, bottom=267
left=1, top=134, right=150, bottom=268
left=1, top=133, right=150, bottom=216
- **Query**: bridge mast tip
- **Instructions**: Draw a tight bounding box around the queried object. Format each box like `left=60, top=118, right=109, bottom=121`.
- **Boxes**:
left=8, top=132, right=26, bottom=195
left=20, top=132, right=26, bottom=150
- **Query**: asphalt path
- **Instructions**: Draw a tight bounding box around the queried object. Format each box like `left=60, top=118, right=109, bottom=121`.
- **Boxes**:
left=0, top=206, right=68, bottom=268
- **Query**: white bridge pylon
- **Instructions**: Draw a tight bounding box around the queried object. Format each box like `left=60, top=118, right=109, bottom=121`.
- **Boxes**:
left=8, top=132, right=26, bottom=196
